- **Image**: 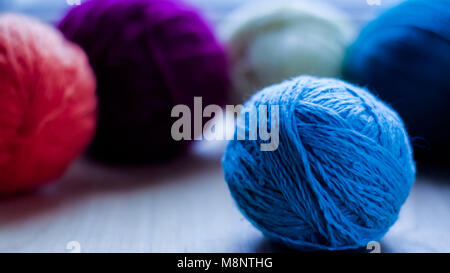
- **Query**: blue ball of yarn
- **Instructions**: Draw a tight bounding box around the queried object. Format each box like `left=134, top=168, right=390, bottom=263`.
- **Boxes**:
left=222, top=76, right=416, bottom=251
left=344, top=0, right=450, bottom=166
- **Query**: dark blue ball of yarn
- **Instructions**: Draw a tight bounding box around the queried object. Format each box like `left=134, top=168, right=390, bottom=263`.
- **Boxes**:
left=344, top=0, right=450, bottom=166
left=222, top=76, right=416, bottom=251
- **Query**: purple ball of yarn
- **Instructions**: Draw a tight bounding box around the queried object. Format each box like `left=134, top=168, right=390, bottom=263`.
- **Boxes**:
left=58, top=0, right=230, bottom=164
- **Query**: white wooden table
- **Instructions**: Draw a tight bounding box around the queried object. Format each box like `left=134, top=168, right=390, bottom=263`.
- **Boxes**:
left=0, top=140, right=449, bottom=253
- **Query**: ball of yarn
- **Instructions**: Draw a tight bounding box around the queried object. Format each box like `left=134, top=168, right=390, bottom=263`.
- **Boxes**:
left=58, top=0, right=230, bottom=164
left=222, top=76, right=416, bottom=251
left=219, top=0, right=354, bottom=101
left=344, top=0, right=450, bottom=166
left=0, top=14, right=97, bottom=195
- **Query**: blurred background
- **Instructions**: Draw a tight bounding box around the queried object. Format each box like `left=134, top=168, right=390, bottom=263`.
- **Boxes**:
left=0, top=0, right=449, bottom=253
left=0, top=0, right=406, bottom=25
left=189, top=0, right=405, bottom=25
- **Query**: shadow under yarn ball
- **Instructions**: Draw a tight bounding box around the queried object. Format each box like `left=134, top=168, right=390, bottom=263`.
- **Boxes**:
left=58, top=0, right=230, bottom=164
left=219, top=0, right=355, bottom=102
left=222, top=76, right=416, bottom=251
left=344, top=0, right=450, bottom=166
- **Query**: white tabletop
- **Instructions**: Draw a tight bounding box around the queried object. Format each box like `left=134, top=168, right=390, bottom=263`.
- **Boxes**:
left=0, top=139, right=449, bottom=253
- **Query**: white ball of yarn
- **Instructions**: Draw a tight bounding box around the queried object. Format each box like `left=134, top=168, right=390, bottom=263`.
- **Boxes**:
left=219, top=0, right=355, bottom=101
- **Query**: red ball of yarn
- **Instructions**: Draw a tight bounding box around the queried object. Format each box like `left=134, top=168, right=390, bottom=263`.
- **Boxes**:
left=0, top=14, right=97, bottom=195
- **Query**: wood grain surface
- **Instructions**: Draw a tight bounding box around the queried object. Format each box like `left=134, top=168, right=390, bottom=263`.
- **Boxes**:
left=0, top=140, right=449, bottom=253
